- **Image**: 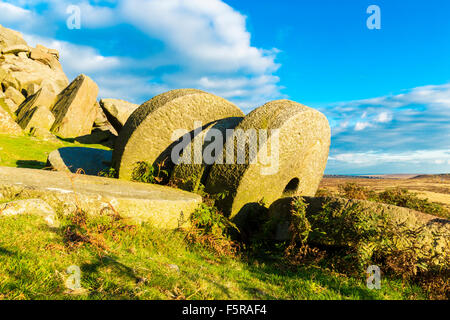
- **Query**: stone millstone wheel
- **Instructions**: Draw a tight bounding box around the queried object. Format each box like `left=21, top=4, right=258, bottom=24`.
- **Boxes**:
left=169, top=117, right=244, bottom=192
left=205, top=99, right=331, bottom=219
left=112, top=89, right=245, bottom=180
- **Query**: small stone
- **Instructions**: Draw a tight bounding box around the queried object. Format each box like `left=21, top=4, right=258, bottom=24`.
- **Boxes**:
left=168, top=264, right=180, bottom=273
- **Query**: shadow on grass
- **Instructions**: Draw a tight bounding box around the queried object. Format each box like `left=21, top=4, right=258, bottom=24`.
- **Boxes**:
left=244, top=262, right=381, bottom=300
left=15, top=160, right=47, bottom=170
left=0, top=246, right=15, bottom=257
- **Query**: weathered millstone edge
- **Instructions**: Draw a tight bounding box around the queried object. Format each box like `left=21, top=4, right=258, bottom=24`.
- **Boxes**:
left=0, top=166, right=202, bottom=229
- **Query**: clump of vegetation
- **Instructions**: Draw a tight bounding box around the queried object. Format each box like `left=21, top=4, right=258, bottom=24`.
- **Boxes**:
left=284, top=197, right=325, bottom=266
left=338, top=183, right=377, bottom=200
left=62, top=204, right=135, bottom=255
left=185, top=203, right=239, bottom=257
left=376, top=188, right=449, bottom=218
left=335, top=183, right=448, bottom=218
left=131, top=160, right=169, bottom=184
left=98, top=167, right=118, bottom=178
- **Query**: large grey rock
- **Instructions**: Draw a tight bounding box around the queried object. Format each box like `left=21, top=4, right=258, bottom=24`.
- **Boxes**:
left=0, top=25, right=69, bottom=97
left=100, top=98, right=139, bottom=132
left=0, top=166, right=202, bottom=228
left=94, top=101, right=118, bottom=135
left=0, top=24, right=27, bottom=48
left=51, top=74, right=99, bottom=138
left=0, top=101, right=22, bottom=135
left=112, top=89, right=245, bottom=180
left=17, top=105, right=55, bottom=133
left=15, top=87, right=56, bottom=120
left=268, top=196, right=450, bottom=270
left=47, top=147, right=112, bottom=176
left=206, top=100, right=331, bottom=219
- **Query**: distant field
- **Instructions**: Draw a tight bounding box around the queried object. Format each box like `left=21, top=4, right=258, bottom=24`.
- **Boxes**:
left=319, top=175, right=450, bottom=210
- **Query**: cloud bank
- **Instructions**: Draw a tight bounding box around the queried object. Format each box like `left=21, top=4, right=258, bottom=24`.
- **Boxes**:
left=322, top=83, right=450, bottom=173
left=0, top=0, right=281, bottom=110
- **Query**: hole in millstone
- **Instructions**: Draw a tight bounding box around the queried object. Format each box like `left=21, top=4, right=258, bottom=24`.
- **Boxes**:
left=282, top=178, right=300, bottom=197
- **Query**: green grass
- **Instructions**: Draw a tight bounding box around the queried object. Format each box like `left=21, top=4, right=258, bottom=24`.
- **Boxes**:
left=0, top=212, right=426, bottom=300
left=0, top=134, right=109, bottom=169
left=0, top=135, right=432, bottom=300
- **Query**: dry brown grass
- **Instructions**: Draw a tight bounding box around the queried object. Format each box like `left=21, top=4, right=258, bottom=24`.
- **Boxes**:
left=319, top=175, right=450, bottom=211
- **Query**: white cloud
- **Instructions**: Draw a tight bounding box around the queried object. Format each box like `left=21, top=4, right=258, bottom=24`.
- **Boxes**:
left=0, top=2, right=31, bottom=22
left=375, top=111, right=393, bottom=123
left=120, top=0, right=279, bottom=74
left=23, top=34, right=123, bottom=77
left=354, top=122, right=372, bottom=131
left=330, top=150, right=450, bottom=166
left=2, top=0, right=283, bottom=110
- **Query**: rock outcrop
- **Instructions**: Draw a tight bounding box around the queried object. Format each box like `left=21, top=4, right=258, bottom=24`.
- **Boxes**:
left=51, top=74, right=99, bottom=138
left=0, top=102, right=22, bottom=135
left=17, top=105, right=55, bottom=133
left=0, top=25, right=69, bottom=107
left=100, top=98, right=139, bottom=132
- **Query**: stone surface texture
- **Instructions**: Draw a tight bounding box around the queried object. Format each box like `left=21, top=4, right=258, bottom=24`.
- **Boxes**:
left=17, top=105, right=55, bottom=133
left=16, top=87, right=56, bottom=120
left=0, top=102, right=22, bottom=135
left=113, top=89, right=244, bottom=180
left=268, top=196, right=450, bottom=269
left=47, top=147, right=112, bottom=176
left=170, top=117, right=243, bottom=191
left=0, top=166, right=202, bottom=229
left=0, top=198, right=55, bottom=217
left=51, top=74, right=99, bottom=138
left=100, top=98, right=139, bottom=132
left=206, top=99, right=331, bottom=219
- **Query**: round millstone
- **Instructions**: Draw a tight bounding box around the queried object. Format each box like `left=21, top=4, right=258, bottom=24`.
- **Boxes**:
left=112, top=89, right=244, bottom=180
left=205, top=99, right=331, bottom=219
left=169, top=117, right=243, bottom=192
left=47, top=147, right=112, bottom=176
left=0, top=166, right=202, bottom=229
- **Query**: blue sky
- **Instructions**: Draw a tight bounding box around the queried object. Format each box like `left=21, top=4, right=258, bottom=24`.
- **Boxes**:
left=0, top=0, right=449, bottom=174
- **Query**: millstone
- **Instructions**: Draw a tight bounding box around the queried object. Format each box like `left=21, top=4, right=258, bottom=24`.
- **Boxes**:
left=47, top=147, right=112, bottom=176
left=112, top=89, right=244, bottom=180
left=0, top=166, right=202, bottom=229
left=205, top=99, right=331, bottom=219
left=169, top=117, right=243, bottom=191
